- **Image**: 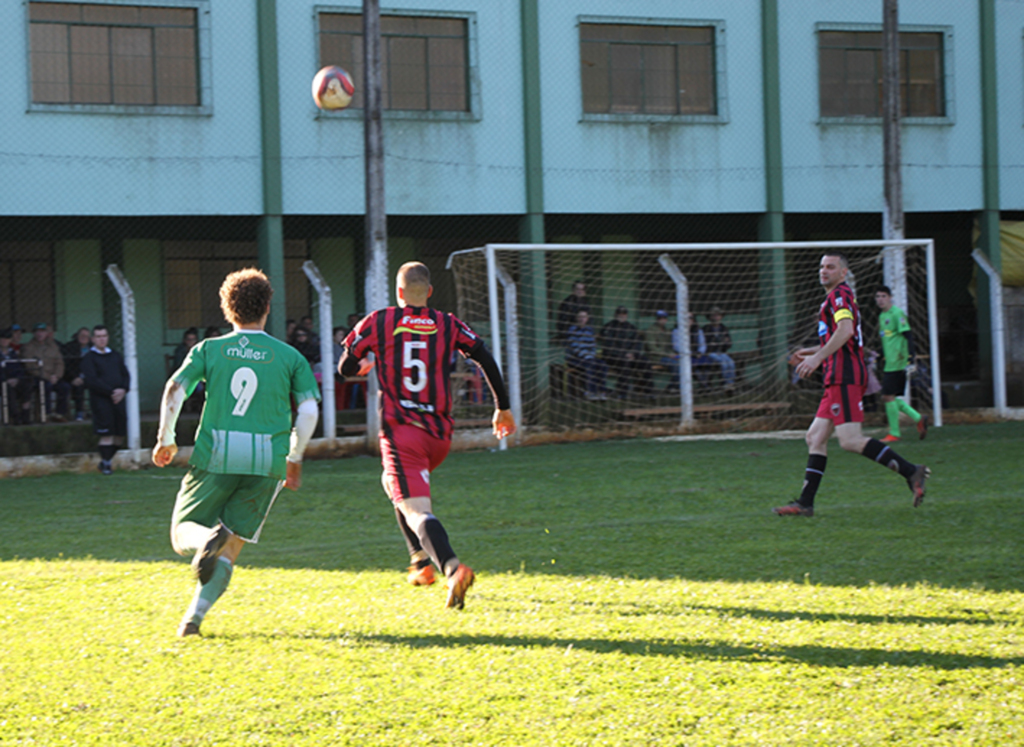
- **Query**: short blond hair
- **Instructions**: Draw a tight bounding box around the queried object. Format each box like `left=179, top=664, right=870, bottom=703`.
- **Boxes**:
left=219, top=268, right=273, bottom=326
left=397, top=262, right=431, bottom=295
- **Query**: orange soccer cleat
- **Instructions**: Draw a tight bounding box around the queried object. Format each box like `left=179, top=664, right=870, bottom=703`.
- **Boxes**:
left=445, top=564, right=476, bottom=610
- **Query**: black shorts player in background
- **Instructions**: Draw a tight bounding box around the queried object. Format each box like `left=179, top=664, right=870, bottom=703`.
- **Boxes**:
left=80, top=325, right=130, bottom=475
left=773, top=253, right=929, bottom=517
left=338, top=261, right=515, bottom=610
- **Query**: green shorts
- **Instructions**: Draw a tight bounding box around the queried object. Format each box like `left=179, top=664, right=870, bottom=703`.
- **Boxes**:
left=171, top=467, right=284, bottom=542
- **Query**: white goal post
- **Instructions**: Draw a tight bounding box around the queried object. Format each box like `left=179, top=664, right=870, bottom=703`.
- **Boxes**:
left=447, top=240, right=942, bottom=439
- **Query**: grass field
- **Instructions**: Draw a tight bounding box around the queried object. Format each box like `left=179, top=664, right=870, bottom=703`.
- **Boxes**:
left=1, top=422, right=1022, bottom=745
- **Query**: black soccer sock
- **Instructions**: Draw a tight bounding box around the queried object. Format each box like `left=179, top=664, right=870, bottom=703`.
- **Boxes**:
left=416, top=516, right=458, bottom=577
left=395, top=508, right=423, bottom=558
left=799, top=454, right=827, bottom=507
left=861, top=438, right=917, bottom=478
left=99, top=444, right=117, bottom=462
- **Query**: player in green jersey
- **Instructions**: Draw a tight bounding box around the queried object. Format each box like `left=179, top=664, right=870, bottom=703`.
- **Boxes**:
left=153, top=268, right=321, bottom=637
left=874, top=286, right=927, bottom=443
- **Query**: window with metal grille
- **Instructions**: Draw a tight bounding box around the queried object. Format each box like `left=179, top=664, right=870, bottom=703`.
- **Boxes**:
left=163, top=242, right=310, bottom=334
left=318, top=12, right=469, bottom=112
left=0, top=244, right=54, bottom=331
left=818, top=30, right=944, bottom=118
left=28, top=2, right=199, bottom=107
left=580, top=22, right=716, bottom=116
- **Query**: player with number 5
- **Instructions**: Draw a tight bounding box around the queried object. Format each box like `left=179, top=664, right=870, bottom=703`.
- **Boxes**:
left=153, top=268, right=321, bottom=637
left=339, top=261, right=516, bottom=610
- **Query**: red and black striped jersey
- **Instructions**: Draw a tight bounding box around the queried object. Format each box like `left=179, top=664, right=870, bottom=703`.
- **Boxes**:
left=818, top=282, right=867, bottom=387
left=344, top=306, right=483, bottom=441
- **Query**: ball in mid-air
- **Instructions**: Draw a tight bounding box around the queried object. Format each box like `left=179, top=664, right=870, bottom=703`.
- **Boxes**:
left=312, top=66, right=355, bottom=110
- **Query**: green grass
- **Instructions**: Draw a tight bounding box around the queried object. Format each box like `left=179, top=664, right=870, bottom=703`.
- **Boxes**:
left=1, top=422, right=1022, bottom=745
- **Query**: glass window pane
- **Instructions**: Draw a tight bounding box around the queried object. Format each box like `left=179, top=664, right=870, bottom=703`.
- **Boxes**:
left=581, top=23, right=620, bottom=43
left=905, top=48, right=941, bottom=116
left=320, top=13, right=362, bottom=33
left=388, top=36, right=427, bottom=109
left=82, top=4, right=138, bottom=25
left=845, top=49, right=880, bottom=116
left=818, top=47, right=845, bottom=116
left=428, top=37, right=466, bottom=110
left=900, top=32, right=941, bottom=50
left=414, top=16, right=463, bottom=37
left=620, top=24, right=666, bottom=43
left=609, top=44, right=641, bottom=113
left=819, top=31, right=857, bottom=49
left=643, top=44, right=676, bottom=114
left=666, top=26, right=712, bottom=45
left=70, top=25, right=111, bottom=104
left=138, top=7, right=194, bottom=26
left=154, top=26, right=197, bottom=105
left=678, top=43, right=714, bottom=114
left=30, top=23, right=70, bottom=103
left=382, top=16, right=417, bottom=34
left=29, top=3, right=81, bottom=22
left=855, top=32, right=882, bottom=49
left=580, top=40, right=609, bottom=113
left=112, top=27, right=153, bottom=105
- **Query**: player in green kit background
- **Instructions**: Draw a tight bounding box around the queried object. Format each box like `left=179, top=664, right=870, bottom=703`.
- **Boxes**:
left=874, top=286, right=927, bottom=443
left=153, top=268, right=321, bottom=637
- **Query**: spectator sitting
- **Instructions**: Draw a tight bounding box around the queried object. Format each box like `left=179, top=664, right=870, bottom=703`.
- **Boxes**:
left=300, top=315, right=320, bottom=347
left=565, top=309, right=607, bottom=400
left=1, top=327, right=33, bottom=424
left=9, top=324, right=23, bottom=354
left=556, top=280, right=591, bottom=341
left=285, top=319, right=298, bottom=342
left=21, top=322, right=71, bottom=421
left=203, top=325, right=222, bottom=340
left=600, top=305, right=652, bottom=398
left=671, top=313, right=713, bottom=390
left=62, top=326, right=92, bottom=420
left=171, top=327, right=199, bottom=372
left=290, top=326, right=319, bottom=367
left=703, top=306, right=737, bottom=394
left=645, top=310, right=679, bottom=389
left=332, top=326, right=347, bottom=371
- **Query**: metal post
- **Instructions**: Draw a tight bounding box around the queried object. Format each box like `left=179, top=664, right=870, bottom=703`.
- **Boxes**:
left=972, top=248, right=1007, bottom=416
left=658, top=254, right=693, bottom=426
left=302, top=261, right=336, bottom=445
left=494, top=258, right=521, bottom=446
left=104, top=265, right=141, bottom=455
left=484, top=246, right=507, bottom=451
left=925, top=240, right=943, bottom=426
left=364, top=0, right=388, bottom=445
left=882, top=0, right=908, bottom=313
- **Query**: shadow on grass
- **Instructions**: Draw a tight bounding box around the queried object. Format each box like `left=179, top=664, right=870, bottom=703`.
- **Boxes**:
left=223, top=630, right=1024, bottom=671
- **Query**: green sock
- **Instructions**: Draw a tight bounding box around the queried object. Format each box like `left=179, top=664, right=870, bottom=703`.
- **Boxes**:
left=896, top=398, right=921, bottom=423
left=183, top=557, right=233, bottom=626
left=885, top=399, right=901, bottom=437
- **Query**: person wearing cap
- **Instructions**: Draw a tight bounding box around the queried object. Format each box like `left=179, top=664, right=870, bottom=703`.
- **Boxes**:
left=703, top=306, right=736, bottom=394
left=9, top=324, right=23, bottom=354
left=644, top=310, right=679, bottom=390
left=21, top=322, right=70, bottom=421
left=1, top=327, right=33, bottom=424
left=556, top=280, right=591, bottom=341
left=600, top=306, right=652, bottom=398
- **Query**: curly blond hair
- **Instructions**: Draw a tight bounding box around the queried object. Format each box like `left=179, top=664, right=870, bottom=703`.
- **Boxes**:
left=219, top=268, right=273, bottom=326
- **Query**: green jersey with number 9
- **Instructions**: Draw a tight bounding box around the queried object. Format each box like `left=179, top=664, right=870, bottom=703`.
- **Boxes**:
left=173, top=330, right=321, bottom=479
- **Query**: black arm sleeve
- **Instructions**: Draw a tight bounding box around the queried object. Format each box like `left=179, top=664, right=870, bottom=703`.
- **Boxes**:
left=467, top=343, right=511, bottom=411
left=903, top=330, right=916, bottom=359
left=337, top=347, right=361, bottom=379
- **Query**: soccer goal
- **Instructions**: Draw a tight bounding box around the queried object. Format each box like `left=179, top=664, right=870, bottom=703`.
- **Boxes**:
left=446, top=240, right=941, bottom=440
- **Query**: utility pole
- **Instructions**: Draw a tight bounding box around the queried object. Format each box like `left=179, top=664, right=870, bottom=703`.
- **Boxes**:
left=363, top=0, right=387, bottom=445
left=882, top=0, right=907, bottom=311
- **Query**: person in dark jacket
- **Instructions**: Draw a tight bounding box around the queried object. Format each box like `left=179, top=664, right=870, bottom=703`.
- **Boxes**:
left=1, top=327, right=33, bottom=424
left=702, top=306, right=736, bottom=393
left=600, top=306, right=652, bottom=398
left=80, top=325, right=130, bottom=475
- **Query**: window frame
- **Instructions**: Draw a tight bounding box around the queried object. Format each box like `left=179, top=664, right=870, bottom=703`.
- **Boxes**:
left=313, top=5, right=481, bottom=122
left=577, top=15, right=728, bottom=125
left=816, top=22, right=955, bottom=126
left=25, top=0, right=212, bottom=117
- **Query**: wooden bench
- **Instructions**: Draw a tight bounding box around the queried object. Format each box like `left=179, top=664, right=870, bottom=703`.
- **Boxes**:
left=620, top=401, right=792, bottom=419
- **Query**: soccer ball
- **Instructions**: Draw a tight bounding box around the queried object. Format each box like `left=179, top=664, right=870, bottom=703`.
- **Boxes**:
left=312, top=66, right=355, bottom=110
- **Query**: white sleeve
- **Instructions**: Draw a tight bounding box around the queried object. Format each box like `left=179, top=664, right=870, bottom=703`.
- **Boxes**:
left=287, top=398, right=320, bottom=462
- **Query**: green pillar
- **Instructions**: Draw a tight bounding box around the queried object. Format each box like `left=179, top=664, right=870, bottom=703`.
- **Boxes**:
left=977, top=0, right=1001, bottom=382
left=257, top=0, right=286, bottom=339
left=519, top=0, right=548, bottom=418
left=759, top=0, right=788, bottom=387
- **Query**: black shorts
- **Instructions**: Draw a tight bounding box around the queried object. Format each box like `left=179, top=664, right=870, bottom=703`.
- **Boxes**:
left=881, top=370, right=907, bottom=397
left=91, top=395, right=127, bottom=436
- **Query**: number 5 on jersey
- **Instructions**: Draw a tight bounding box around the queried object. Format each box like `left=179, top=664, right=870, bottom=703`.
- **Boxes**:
left=403, top=340, right=427, bottom=393
left=231, top=367, right=259, bottom=416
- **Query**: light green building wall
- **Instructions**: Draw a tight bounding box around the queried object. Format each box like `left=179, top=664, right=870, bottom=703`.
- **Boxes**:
left=54, top=241, right=103, bottom=340
left=123, top=240, right=166, bottom=411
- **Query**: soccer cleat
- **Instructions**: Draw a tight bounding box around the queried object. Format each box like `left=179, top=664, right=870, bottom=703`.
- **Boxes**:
left=881, top=434, right=901, bottom=443
left=445, top=564, right=475, bottom=610
left=907, top=464, right=930, bottom=508
left=916, top=414, right=928, bottom=440
left=177, top=621, right=201, bottom=637
left=407, top=563, right=436, bottom=586
left=99, top=460, right=113, bottom=475
left=192, top=523, right=231, bottom=585
left=772, top=501, right=814, bottom=517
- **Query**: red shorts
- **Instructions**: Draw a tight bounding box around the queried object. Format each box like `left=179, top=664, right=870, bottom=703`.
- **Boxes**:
left=379, top=423, right=451, bottom=503
left=816, top=384, right=865, bottom=425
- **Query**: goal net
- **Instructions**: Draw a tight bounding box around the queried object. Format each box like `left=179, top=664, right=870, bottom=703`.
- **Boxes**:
left=447, top=241, right=941, bottom=440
